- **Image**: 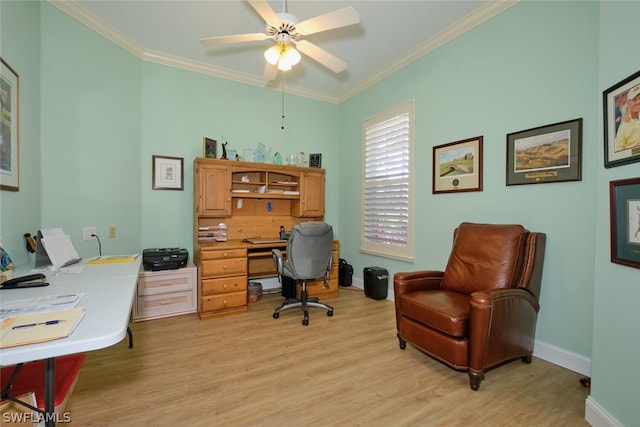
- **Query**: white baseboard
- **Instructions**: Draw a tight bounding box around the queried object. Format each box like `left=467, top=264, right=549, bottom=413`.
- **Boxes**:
left=532, top=340, right=591, bottom=376
left=585, top=396, right=622, bottom=427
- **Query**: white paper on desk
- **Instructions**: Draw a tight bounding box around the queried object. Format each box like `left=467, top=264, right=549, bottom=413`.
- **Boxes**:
left=39, top=228, right=81, bottom=267
left=0, top=293, right=86, bottom=320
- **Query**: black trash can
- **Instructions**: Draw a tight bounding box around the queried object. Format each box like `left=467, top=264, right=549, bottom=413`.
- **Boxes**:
left=339, top=258, right=353, bottom=286
left=363, top=267, right=389, bottom=300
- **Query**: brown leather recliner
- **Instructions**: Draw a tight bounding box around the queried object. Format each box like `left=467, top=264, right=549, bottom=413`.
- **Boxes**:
left=393, top=222, right=546, bottom=390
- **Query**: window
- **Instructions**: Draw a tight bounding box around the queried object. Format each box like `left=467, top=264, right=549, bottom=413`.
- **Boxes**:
left=361, top=100, right=414, bottom=261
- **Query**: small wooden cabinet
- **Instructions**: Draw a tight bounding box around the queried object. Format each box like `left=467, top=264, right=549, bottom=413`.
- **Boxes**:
left=196, top=164, right=231, bottom=217
left=196, top=244, right=248, bottom=319
left=133, top=264, right=197, bottom=322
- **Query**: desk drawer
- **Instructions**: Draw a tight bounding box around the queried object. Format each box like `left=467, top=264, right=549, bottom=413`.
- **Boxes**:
left=202, top=276, right=247, bottom=296
left=201, top=291, right=247, bottom=312
left=201, top=258, right=247, bottom=277
left=137, top=270, right=194, bottom=296
left=136, top=290, right=195, bottom=320
left=200, top=248, right=246, bottom=260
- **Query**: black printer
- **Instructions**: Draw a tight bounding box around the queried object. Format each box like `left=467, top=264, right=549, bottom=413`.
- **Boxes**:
left=142, top=248, right=188, bottom=271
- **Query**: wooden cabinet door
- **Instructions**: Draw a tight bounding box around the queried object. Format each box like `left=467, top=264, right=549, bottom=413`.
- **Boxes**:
left=295, top=171, right=325, bottom=217
left=197, top=165, right=231, bottom=217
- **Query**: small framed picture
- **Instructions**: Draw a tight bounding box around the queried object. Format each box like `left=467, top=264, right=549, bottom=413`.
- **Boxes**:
left=603, top=70, right=640, bottom=168
left=506, top=118, right=582, bottom=186
left=203, top=137, right=217, bottom=159
left=432, top=136, right=483, bottom=194
left=609, top=177, right=640, bottom=269
left=152, top=155, right=184, bottom=190
left=309, top=153, right=322, bottom=168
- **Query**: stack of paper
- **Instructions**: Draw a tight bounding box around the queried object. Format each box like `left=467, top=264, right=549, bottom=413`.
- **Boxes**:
left=0, top=307, right=85, bottom=348
left=39, top=228, right=81, bottom=267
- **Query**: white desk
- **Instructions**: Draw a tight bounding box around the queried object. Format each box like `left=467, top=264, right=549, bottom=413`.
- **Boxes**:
left=0, top=259, right=141, bottom=425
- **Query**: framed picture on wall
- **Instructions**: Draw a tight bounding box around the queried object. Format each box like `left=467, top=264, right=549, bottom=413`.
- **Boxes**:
left=203, top=137, right=217, bottom=159
left=152, top=155, right=184, bottom=190
left=609, top=177, right=640, bottom=269
left=432, top=136, right=483, bottom=194
left=603, top=70, right=640, bottom=168
left=1, top=58, right=20, bottom=191
left=506, top=118, right=582, bottom=186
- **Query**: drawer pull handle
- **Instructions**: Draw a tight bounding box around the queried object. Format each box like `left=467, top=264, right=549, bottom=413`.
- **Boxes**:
left=223, top=265, right=228, bottom=269
left=223, top=284, right=228, bottom=288
left=223, top=300, right=228, bottom=306
left=161, top=300, right=172, bottom=305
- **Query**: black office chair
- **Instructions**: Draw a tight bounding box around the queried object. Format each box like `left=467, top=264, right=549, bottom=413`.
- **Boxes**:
left=272, top=222, right=334, bottom=326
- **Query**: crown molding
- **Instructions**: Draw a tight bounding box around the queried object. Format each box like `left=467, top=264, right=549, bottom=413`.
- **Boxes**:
left=48, top=0, right=517, bottom=105
left=48, top=0, right=144, bottom=58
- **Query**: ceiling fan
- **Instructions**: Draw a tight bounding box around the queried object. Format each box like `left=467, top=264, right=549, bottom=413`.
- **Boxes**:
left=200, top=0, right=360, bottom=81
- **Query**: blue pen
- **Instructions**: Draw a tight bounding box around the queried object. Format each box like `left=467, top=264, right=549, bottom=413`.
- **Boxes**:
left=12, top=320, right=62, bottom=329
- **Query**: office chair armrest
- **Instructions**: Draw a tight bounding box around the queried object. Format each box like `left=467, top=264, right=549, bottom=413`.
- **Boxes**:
left=272, top=248, right=284, bottom=281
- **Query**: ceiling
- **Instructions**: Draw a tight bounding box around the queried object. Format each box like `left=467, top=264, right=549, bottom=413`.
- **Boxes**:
left=55, top=0, right=516, bottom=103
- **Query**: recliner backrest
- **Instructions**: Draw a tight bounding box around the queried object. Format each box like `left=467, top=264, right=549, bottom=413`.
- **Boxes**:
left=286, top=222, right=334, bottom=280
left=441, top=222, right=527, bottom=294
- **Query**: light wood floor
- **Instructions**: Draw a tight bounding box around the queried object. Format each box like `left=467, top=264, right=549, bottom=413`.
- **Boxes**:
left=65, top=288, right=589, bottom=426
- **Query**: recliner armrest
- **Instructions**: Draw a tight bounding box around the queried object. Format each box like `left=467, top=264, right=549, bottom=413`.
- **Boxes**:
left=393, top=270, right=444, bottom=296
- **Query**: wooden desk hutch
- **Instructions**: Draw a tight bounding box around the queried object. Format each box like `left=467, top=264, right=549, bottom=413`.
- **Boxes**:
left=193, top=158, right=339, bottom=320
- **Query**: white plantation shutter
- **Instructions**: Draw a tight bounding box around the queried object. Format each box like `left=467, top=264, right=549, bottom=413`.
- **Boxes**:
left=361, top=100, right=414, bottom=261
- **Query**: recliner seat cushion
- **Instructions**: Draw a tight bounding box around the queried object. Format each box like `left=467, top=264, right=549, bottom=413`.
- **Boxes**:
left=399, top=290, right=470, bottom=337
left=441, top=223, right=526, bottom=294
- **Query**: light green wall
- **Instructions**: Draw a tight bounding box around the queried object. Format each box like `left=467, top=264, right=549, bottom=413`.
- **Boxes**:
left=1, top=0, right=638, bottom=424
left=339, top=0, right=598, bottom=358
left=38, top=4, right=142, bottom=257
left=593, top=2, right=640, bottom=425
left=138, top=62, right=340, bottom=251
left=0, top=0, right=41, bottom=267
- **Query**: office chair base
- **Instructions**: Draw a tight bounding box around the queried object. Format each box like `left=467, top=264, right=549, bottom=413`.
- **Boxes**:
left=273, top=295, right=333, bottom=326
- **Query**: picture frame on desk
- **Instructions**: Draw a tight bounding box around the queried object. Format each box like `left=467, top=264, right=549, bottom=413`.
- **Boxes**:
left=152, top=155, right=184, bottom=190
left=203, top=137, right=217, bottom=159
left=1, top=58, right=20, bottom=191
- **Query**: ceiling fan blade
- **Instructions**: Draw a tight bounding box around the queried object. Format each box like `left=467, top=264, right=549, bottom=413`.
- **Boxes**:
left=248, top=0, right=280, bottom=25
left=200, top=33, right=268, bottom=45
left=296, top=40, right=347, bottom=73
left=296, top=7, right=360, bottom=36
left=262, top=62, right=278, bottom=81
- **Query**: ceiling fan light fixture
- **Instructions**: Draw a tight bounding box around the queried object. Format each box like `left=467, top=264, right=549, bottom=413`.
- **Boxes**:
left=264, top=45, right=280, bottom=65
left=281, top=45, right=301, bottom=66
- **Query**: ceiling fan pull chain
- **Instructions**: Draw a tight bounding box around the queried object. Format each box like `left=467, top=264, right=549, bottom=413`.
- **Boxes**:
left=281, top=77, right=285, bottom=130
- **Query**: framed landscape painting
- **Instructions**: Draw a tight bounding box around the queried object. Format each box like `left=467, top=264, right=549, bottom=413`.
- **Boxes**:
left=433, top=136, right=483, bottom=194
left=506, top=118, right=582, bottom=186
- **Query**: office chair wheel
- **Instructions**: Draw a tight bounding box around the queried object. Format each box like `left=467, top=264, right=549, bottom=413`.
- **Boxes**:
left=302, top=318, right=309, bottom=326
left=327, top=310, right=333, bottom=317
left=273, top=312, right=280, bottom=319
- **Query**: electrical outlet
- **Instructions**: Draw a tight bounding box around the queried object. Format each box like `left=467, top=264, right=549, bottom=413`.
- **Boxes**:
left=109, top=226, right=116, bottom=238
left=83, top=226, right=97, bottom=241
